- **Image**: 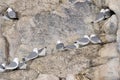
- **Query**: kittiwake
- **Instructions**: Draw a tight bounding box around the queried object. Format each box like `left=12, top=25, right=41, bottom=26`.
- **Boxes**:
left=94, top=8, right=114, bottom=23
left=23, top=48, right=38, bottom=62
left=90, top=34, right=102, bottom=44
left=76, top=35, right=90, bottom=46
left=94, top=9, right=106, bottom=23
left=0, top=63, right=6, bottom=72
left=5, top=58, right=19, bottom=70
left=4, top=7, right=18, bottom=20
left=64, top=42, right=79, bottom=50
left=56, top=40, right=65, bottom=51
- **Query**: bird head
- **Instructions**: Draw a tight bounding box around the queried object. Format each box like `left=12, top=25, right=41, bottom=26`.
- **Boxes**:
left=100, top=9, right=105, bottom=13
left=33, top=48, right=38, bottom=53
left=57, top=40, right=62, bottom=44
left=84, top=35, right=90, bottom=39
left=13, top=58, right=19, bottom=64
left=105, top=9, right=110, bottom=12
left=74, top=42, right=79, bottom=48
left=7, top=8, right=13, bottom=12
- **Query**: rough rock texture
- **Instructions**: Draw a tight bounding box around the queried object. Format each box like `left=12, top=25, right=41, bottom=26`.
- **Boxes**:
left=35, top=74, right=59, bottom=80
left=0, top=0, right=120, bottom=80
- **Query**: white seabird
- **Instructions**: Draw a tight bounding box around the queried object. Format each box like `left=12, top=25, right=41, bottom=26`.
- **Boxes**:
left=64, top=42, right=79, bottom=50
left=76, top=35, right=90, bottom=46
left=5, top=58, right=19, bottom=70
left=56, top=40, right=65, bottom=51
left=104, top=9, right=112, bottom=19
left=4, top=7, right=18, bottom=20
left=90, top=34, right=102, bottom=44
left=94, top=8, right=113, bottom=23
left=94, top=9, right=106, bottom=23
left=38, top=47, right=47, bottom=57
left=0, top=63, right=6, bottom=72
left=23, top=48, right=38, bottom=62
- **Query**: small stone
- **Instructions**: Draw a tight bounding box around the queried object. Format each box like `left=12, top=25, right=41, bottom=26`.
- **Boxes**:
left=66, top=74, right=76, bottom=80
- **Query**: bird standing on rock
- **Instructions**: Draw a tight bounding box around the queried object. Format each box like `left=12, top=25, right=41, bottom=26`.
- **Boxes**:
left=56, top=40, right=65, bottom=51
left=0, top=63, right=6, bottom=72
left=64, top=42, right=79, bottom=50
left=23, top=48, right=39, bottom=62
left=93, top=8, right=114, bottom=23
left=3, top=7, right=19, bottom=20
left=5, top=58, right=19, bottom=70
left=90, top=34, right=102, bottom=44
left=76, top=35, right=90, bottom=46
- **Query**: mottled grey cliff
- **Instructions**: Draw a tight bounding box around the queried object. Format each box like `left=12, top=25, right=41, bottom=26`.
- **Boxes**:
left=0, top=0, right=119, bottom=80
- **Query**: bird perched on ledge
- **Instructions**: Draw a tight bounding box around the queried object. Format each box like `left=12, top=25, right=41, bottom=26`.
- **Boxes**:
left=3, top=7, right=19, bottom=20
left=90, top=34, right=102, bottom=44
left=76, top=35, right=90, bottom=46
left=5, top=58, right=19, bottom=70
left=56, top=40, right=65, bottom=51
left=0, top=63, right=6, bottom=72
left=93, top=8, right=114, bottom=23
left=23, top=48, right=39, bottom=62
left=64, top=42, right=79, bottom=50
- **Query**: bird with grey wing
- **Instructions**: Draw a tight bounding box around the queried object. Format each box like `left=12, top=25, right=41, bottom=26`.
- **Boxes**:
left=76, top=35, right=90, bottom=46
left=90, top=34, right=102, bottom=44
left=3, top=7, right=19, bottom=20
left=5, top=58, right=19, bottom=70
left=22, top=48, right=39, bottom=62
left=64, top=42, right=79, bottom=51
left=0, top=63, right=6, bottom=72
left=56, top=40, right=65, bottom=51
left=93, top=8, right=114, bottom=23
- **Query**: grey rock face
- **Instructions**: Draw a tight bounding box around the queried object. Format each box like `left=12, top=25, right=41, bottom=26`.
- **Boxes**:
left=102, top=15, right=118, bottom=34
left=0, top=0, right=120, bottom=80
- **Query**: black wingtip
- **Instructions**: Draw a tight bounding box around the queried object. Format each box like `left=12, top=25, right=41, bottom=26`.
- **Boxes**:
left=74, top=42, right=77, bottom=43
left=22, top=58, right=25, bottom=62
left=12, top=17, right=19, bottom=20
left=91, top=21, right=94, bottom=23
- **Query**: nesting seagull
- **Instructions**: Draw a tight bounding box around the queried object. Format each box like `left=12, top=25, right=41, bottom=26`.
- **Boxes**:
left=76, top=35, right=90, bottom=46
left=64, top=42, right=79, bottom=50
left=94, top=8, right=113, bottom=23
left=38, top=47, right=47, bottom=57
left=0, top=63, right=6, bottom=72
left=90, top=34, right=102, bottom=44
left=56, top=40, right=65, bottom=51
left=104, top=9, right=113, bottom=19
left=23, top=48, right=38, bottom=62
left=94, top=9, right=106, bottom=23
left=5, top=58, right=19, bottom=70
left=3, top=7, right=18, bottom=20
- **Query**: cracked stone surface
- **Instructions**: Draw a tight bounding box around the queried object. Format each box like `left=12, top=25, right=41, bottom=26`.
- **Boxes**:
left=0, top=0, right=119, bottom=80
